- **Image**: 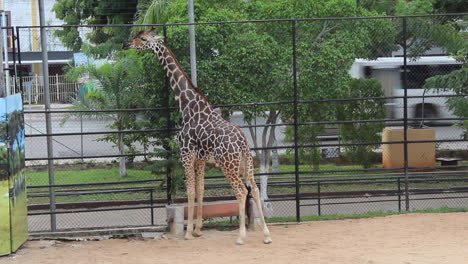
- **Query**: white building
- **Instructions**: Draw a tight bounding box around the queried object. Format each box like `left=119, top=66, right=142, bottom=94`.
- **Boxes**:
left=2, top=0, right=72, bottom=77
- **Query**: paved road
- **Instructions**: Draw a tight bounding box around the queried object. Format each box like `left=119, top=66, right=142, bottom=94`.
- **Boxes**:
left=28, top=192, right=468, bottom=232
left=24, top=105, right=466, bottom=163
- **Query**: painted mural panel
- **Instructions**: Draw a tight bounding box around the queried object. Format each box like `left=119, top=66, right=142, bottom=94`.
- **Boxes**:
left=0, top=94, right=27, bottom=256
left=6, top=94, right=27, bottom=252
left=0, top=96, right=11, bottom=256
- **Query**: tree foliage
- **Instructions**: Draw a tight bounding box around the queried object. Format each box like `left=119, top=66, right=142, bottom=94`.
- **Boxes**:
left=53, top=0, right=139, bottom=56
left=339, top=79, right=386, bottom=168
left=65, top=50, right=147, bottom=176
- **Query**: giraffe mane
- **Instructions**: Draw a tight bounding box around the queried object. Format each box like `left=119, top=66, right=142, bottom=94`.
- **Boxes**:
left=164, top=44, right=212, bottom=106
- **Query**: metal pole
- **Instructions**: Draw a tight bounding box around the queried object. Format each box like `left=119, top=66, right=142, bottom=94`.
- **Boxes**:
left=80, top=113, right=84, bottom=162
left=292, top=20, right=300, bottom=222
left=11, top=28, right=18, bottom=94
left=317, top=181, right=321, bottom=216
left=163, top=26, right=172, bottom=204
left=187, top=0, right=197, bottom=86
left=402, top=17, right=410, bottom=212
left=397, top=177, right=401, bottom=212
left=38, top=0, right=56, bottom=231
left=2, top=12, right=10, bottom=96
left=150, top=190, right=154, bottom=226
left=0, top=28, right=5, bottom=97
left=16, top=27, right=24, bottom=95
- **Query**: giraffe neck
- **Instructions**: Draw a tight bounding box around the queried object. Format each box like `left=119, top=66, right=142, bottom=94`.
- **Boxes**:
left=151, top=41, right=214, bottom=121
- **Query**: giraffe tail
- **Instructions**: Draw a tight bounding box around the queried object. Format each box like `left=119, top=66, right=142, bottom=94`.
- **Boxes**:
left=242, top=151, right=253, bottom=225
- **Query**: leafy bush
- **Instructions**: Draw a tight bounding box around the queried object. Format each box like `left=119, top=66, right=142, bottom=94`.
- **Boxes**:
left=339, top=78, right=386, bottom=168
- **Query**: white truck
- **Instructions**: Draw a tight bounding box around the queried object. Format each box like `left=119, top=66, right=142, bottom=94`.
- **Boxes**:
left=350, top=56, right=462, bottom=125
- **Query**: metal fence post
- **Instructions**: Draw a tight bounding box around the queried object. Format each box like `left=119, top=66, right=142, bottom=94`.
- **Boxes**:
left=397, top=177, right=401, bottom=212
left=80, top=113, right=84, bottom=161
left=16, top=27, right=24, bottom=96
left=0, top=28, right=5, bottom=97
left=402, top=17, right=410, bottom=212
left=55, top=73, right=59, bottom=102
left=11, top=28, right=19, bottom=94
left=150, top=189, right=155, bottom=226
left=317, top=181, right=321, bottom=216
left=38, top=0, right=57, bottom=231
left=292, top=20, right=300, bottom=222
left=163, top=26, right=173, bottom=204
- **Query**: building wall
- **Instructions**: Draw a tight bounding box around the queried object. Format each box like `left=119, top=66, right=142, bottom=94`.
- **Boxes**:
left=2, top=0, right=66, bottom=52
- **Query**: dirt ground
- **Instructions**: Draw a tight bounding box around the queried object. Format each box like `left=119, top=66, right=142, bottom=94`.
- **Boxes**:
left=1, top=212, right=467, bottom=264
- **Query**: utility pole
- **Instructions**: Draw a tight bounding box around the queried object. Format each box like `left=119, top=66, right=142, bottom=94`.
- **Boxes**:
left=188, top=0, right=197, bottom=86
left=2, top=11, right=9, bottom=95
left=0, top=23, right=5, bottom=98
left=38, top=0, right=56, bottom=231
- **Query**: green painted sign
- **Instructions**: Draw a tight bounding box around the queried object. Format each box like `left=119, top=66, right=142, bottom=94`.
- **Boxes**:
left=0, top=94, right=28, bottom=256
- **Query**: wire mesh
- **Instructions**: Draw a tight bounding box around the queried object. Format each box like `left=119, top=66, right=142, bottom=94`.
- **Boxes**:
left=10, top=15, right=468, bottom=233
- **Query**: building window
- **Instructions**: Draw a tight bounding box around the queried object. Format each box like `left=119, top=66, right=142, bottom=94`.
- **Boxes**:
left=402, top=64, right=462, bottom=89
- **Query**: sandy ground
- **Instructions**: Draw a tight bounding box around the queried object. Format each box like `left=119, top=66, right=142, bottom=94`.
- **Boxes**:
left=1, top=212, right=467, bottom=264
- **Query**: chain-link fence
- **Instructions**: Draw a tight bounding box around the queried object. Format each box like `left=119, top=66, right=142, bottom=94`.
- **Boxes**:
left=8, top=14, right=468, bottom=233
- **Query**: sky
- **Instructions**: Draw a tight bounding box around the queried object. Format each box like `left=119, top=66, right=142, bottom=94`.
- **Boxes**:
left=5, top=94, right=23, bottom=114
left=1, top=94, right=24, bottom=146
left=0, top=98, right=5, bottom=122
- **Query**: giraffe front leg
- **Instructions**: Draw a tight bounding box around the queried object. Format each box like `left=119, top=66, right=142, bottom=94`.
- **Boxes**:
left=235, top=186, right=248, bottom=245
left=182, top=155, right=196, bottom=240
left=193, top=160, right=205, bottom=237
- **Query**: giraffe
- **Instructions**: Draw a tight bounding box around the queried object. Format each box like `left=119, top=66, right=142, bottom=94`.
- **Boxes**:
left=124, top=28, right=272, bottom=245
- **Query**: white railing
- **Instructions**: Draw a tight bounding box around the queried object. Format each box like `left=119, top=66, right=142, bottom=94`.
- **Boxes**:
left=12, top=75, right=79, bottom=104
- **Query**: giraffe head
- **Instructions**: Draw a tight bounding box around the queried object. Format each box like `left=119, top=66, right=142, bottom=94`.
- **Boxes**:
left=123, top=28, right=164, bottom=50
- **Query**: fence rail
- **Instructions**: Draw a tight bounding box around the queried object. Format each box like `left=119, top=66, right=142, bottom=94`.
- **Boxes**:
left=9, top=14, right=468, bottom=233
left=16, top=75, right=79, bottom=104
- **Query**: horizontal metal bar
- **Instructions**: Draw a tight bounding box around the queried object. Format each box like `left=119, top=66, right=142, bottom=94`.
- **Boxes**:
left=25, top=128, right=178, bottom=138
left=23, top=94, right=468, bottom=115
left=26, top=173, right=467, bottom=191
left=23, top=100, right=294, bottom=114
left=27, top=204, right=164, bottom=216
left=298, top=94, right=467, bottom=104
left=301, top=198, right=401, bottom=207
left=28, top=188, right=156, bottom=197
left=16, top=13, right=468, bottom=29
left=408, top=195, right=468, bottom=201
left=24, top=107, right=178, bottom=114
left=27, top=179, right=163, bottom=189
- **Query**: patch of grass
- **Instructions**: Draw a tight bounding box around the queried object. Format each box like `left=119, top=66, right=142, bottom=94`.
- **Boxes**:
left=9, top=172, right=28, bottom=251
left=26, top=168, right=158, bottom=186
left=0, top=180, right=11, bottom=255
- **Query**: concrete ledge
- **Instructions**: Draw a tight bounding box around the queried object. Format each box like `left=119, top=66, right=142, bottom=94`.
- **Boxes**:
left=167, top=200, right=265, bottom=235
left=29, top=226, right=167, bottom=240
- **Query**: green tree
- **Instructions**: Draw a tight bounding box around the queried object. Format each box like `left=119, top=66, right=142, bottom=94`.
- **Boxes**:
left=257, top=0, right=397, bottom=170
left=137, top=1, right=292, bottom=174
left=425, top=49, right=468, bottom=138
left=66, top=50, right=146, bottom=177
left=53, top=0, right=140, bottom=56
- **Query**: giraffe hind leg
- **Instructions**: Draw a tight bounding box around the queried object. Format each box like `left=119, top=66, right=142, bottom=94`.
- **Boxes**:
left=193, top=160, right=205, bottom=237
left=221, top=164, right=248, bottom=245
left=244, top=155, right=272, bottom=244
left=182, top=154, right=196, bottom=240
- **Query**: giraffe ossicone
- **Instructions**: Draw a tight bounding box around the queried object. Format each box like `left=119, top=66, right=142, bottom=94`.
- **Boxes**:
left=125, top=28, right=272, bottom=245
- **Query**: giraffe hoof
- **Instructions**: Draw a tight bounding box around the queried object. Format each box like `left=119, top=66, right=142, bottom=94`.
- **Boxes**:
left=193, top=230, right=203, bottom=237
left=236, top=238, right=245, bottom=245
left=263, top=237, right=273, bottom=244
left=184, top=234, right=195, bottom=240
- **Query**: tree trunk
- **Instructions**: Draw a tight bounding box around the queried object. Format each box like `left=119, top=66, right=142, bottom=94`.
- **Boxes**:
left=118, top=129, right=127, bottom=177
left=246, top=110, right=281, bottom=219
